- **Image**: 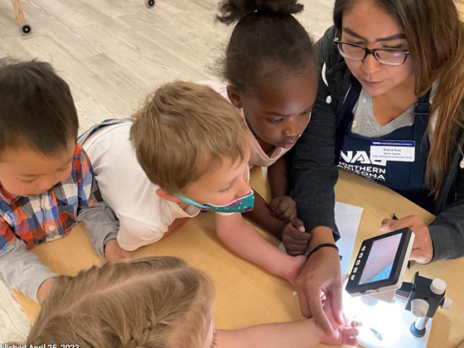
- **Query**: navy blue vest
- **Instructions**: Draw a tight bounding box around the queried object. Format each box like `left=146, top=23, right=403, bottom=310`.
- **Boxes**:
left=335, top=79, right=435, bottom=212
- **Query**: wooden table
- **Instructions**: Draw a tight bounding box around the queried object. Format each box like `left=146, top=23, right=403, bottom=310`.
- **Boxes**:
left=14, top=169, right=464, bottom=348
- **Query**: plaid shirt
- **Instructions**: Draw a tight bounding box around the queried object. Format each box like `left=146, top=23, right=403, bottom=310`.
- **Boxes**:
left=0, top=144, right=100, bottom=253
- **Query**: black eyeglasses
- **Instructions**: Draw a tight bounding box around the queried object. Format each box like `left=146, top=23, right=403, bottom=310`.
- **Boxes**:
left=334, top=38, right=410, bottom=66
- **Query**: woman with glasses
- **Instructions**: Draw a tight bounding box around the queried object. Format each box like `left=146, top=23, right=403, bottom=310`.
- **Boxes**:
left=287, top=0, right=464, bottom=269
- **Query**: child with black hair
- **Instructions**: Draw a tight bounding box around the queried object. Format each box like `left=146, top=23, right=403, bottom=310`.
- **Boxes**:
left=200, top=0, right=319, bottom=247
left=0, top=59, right=121, bottom=304
left=207, top=3, right=346, bottom=336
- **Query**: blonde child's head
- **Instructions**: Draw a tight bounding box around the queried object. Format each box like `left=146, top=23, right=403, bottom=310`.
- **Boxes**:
left=130, top=81, right=252, bottom=208
left=27, top=257, right=215, bottom=348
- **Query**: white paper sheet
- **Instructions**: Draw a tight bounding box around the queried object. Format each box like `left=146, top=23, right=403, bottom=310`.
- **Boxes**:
left=334, top=201, right=363, bottom=275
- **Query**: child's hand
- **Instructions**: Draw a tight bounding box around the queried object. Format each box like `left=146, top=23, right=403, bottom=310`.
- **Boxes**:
left=105, top=239, right=133, bottom=261
left=37, top=278, right=55, bottom=304
left=270, top=196, right=297, bottom=222
left=282, top=219, right=311, bottom=256
left=319, top=302, right=361, bottom=346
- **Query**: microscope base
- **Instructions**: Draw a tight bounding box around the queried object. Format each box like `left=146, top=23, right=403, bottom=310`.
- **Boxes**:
left=411, top=322, right=427, bottom=338
left=343, top=291, right=432, bottom=348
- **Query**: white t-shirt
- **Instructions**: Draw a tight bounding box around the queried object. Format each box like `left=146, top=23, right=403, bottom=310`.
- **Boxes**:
left=83, top=122, right=200, bottom=251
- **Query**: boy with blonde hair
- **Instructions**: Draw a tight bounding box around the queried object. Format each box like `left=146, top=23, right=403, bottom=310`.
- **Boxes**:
left=81, top=81, right=306, bottom=284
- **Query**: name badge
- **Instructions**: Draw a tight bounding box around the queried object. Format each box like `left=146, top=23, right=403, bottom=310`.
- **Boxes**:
left=370, top=140, right=415, bottom=162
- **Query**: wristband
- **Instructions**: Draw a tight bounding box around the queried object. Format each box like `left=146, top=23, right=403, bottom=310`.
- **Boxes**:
left=307, top=243, right=339, bottom=260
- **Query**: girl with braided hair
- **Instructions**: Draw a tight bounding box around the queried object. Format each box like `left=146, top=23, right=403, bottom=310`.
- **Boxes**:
left=25, top=257, right=360, bottom=348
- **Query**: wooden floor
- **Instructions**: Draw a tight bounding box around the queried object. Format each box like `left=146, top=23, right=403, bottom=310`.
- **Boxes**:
left=0, top=0, right=333, bottom=341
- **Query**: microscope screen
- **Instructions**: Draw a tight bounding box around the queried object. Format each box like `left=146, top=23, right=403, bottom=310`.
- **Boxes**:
left=359, top=234, right=402, bottom=285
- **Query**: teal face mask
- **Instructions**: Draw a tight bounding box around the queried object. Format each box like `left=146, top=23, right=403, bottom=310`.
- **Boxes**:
left=177, top=190, right=255, bottom=213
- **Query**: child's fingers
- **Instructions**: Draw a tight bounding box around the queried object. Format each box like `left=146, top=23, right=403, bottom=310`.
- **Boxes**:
left=283, top=225, right=309, bottom=240
left=280, top=197, right=296, bottom=210
left=283, top=236, right=311, bottom=246
left=285, top=240, right=309, bottom=248
left=288, top=233, right=312, bottom=243
left=283, top=222, right=311, bottom=255
left=269, top=197, right=281, bottom=210
left=273, top=197, right=297, bottom=219
left=285, top=242, right=311, bottom=252
left=284, top=242, right=310, bottom=255
left=288, top=249, right=308, bottom=256
left=345, top=337, right=359, bottom=346
left=290, top=218, right=305, bottom=231
left=285, top=244, right=309, bottom=254
left=287, top=210, right=298, bottom=221
left=286, top=225, right=310, bottom=242
left=283, top=245, right=309, bottom=256
left=271, top=198, right=290, bottom=213
left=275, top=210, right=295, bottom=222
left=339, top=327, right=360, bottom=337
left=270, top=200, right=278, bottom=210
left=275, top=206, right=297, bottom=221
left=273, top=206, right=285, bottom=216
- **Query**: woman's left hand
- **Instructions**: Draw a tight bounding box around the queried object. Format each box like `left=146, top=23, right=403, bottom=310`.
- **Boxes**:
left=381, top=215, right=434, bottom=264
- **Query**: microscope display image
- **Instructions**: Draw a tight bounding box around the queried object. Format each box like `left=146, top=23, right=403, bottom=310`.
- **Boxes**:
left=359, top=234, right=402, bottom=284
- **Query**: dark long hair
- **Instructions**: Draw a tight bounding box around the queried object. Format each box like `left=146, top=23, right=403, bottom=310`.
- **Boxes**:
left=334, top=0, right=464, bottom=197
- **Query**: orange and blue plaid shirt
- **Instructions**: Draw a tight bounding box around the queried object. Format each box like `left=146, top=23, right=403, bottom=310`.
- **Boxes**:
left=0, top=145, right=100, bottom=253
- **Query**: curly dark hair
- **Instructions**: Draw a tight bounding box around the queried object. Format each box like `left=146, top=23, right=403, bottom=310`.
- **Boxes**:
left=217, top=0, right=318, bottom=93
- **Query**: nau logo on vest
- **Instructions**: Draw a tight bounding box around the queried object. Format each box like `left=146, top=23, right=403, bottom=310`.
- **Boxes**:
left=339, top=151, right=387, bottom=182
